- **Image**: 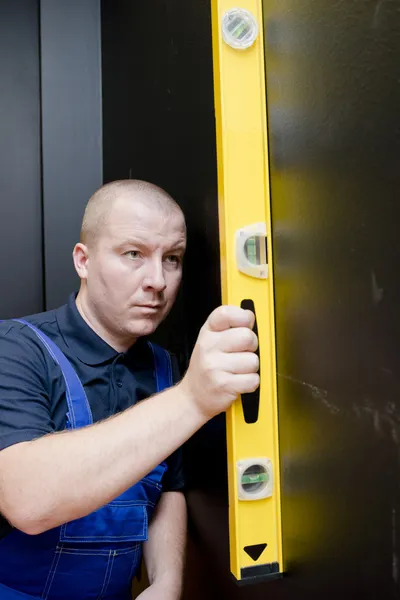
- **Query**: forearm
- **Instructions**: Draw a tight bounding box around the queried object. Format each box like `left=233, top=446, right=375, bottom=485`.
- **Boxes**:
left=143, top=491, right=187, bottom=596
left=0, top=382, right=203, bottom=534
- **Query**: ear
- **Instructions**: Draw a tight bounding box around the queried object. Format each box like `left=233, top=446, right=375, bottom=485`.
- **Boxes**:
left=73, top=243, right=90, bottom=279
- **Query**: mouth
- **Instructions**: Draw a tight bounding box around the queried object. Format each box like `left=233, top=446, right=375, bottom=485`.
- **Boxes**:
left=136, top=304, right=163, bottom=312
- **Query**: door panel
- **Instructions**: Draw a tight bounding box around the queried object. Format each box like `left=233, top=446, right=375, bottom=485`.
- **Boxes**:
left=101, top=0, right=220, bottom=365
left=266, top=1, right=400, bottom=598
left=0, top=1, right=43, bottom=318
left=182, top=1, right=400, bottom=598
left=41, top=0, right=103, bottom=309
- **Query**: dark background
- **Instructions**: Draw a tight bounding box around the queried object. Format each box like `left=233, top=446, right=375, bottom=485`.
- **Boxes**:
left=1, top=1, right=400, bottom=598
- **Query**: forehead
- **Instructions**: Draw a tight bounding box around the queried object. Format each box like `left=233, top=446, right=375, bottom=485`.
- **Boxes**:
left=104, top=196, right=186, bottom=247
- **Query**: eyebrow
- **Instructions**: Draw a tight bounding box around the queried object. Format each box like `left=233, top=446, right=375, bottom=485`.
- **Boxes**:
left=118, top=238, right=186, bottom=252
left=167, top=242, right=187, bottom=252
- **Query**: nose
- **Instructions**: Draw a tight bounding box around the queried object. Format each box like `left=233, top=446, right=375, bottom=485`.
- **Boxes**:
left=142, top=257, right=167, bottom=293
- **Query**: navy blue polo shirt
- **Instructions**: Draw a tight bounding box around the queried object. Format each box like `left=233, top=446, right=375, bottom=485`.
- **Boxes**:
left=0, top=293, right=184, bottom=533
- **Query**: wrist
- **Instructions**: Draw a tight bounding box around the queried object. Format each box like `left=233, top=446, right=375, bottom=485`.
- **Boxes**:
left=175, top=379, right=209, bottom=427
left=150, top=575, right=182, bottom=598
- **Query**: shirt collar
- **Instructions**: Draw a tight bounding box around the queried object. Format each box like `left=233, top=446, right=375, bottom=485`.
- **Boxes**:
left=55, top=293, right=148, bottom=366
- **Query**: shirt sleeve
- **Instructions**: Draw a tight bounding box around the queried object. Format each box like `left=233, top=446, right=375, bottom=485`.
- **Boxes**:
left=0, top=322, right=54, bottom=451
left=162, top=353, right=185, bottom=492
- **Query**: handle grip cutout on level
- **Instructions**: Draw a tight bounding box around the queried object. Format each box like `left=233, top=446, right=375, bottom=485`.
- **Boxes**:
left=240, top=299, right=260, bottom=423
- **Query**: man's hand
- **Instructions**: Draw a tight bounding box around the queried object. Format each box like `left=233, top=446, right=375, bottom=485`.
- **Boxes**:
left=180, top=305, right=260, bottom=419
left=136, top=582, right=179, bottom=600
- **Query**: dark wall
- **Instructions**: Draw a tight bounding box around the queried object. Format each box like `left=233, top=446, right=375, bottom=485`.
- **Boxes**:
left=41, top=0, right=103, bottom=309
left=0, top=1, right=43, bottom=318
left=266, top=0, right=400, bottom=598
left=185, top=1, right=400, bottom=598
left=0, top=0, right=103, bottom=319
left=101, top=0, right=220, bottom=365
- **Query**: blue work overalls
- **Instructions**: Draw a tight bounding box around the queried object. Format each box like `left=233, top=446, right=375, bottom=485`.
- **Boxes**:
left=0, top=320, right=173, bottom=600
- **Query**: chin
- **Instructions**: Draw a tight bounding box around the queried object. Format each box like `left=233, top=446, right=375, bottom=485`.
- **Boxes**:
left=128, top=318, right=160, bottom=339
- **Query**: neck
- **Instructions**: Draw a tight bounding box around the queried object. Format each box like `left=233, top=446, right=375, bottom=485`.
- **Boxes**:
left=75, top=289, right=136, bottom=353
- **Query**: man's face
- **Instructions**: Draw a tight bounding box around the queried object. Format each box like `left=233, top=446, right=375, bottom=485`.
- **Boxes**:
left=82, top=197, right=186, bottom=343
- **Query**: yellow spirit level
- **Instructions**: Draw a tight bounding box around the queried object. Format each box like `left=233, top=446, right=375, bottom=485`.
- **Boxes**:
left=211, top=0, right=283, bottom=583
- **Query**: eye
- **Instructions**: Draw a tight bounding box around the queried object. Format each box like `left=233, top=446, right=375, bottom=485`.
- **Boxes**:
left=125, top=250, right=141, bottom=259
left=165, top=255, right=180, bottom=265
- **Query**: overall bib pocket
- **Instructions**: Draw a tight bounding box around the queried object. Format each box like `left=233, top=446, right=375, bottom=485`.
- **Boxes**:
left=42, top=544, right=141, bottom=600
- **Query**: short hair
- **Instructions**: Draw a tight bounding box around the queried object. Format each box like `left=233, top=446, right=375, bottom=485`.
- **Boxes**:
left=80, top=179, right=184, bottom=247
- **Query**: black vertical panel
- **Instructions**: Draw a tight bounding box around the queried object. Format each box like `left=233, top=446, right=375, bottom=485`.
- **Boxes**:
left=101, top=0, right=220, bottom=366
left=263, top=1, right=400, bottom=599
left=41, top=0, right=103, bottom=309
left=0, top=1, right=43, bottom=318
left=188, top=2, right=400, bottom=598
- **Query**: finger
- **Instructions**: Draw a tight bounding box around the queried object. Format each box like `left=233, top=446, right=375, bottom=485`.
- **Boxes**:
left=221, top=352, right=260, bottom=374
left=229, top=373, right=260, bottom=396
left=218, top=327, right=259, bottom=353
left=207, top=305, right=255, bottom=333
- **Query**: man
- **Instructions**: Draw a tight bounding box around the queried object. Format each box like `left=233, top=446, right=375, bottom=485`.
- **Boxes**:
left=0, top=180, right=259, bottom=600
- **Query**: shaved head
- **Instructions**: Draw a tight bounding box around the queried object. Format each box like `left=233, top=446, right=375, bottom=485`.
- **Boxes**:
left=81, top=179, right=184, bottom=248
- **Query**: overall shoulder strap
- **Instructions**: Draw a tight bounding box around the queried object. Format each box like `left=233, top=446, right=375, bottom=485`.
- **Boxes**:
left=0, top=581, right=42, bottom=599
left=147, top=342, right=173, bottom=393
left=11, top=319, right=92, bottom=429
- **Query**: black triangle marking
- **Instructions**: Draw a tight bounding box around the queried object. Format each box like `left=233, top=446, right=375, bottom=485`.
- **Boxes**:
left=244, top=543, right=268, bottom=561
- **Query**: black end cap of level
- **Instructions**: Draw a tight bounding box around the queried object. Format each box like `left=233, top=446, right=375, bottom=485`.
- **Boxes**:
left=235, top=563, right=282, bottom=587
